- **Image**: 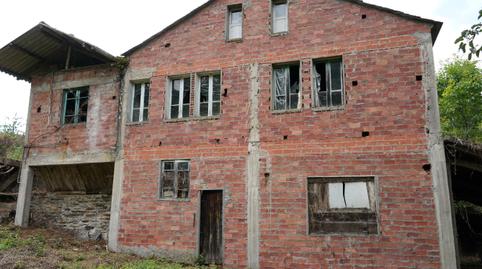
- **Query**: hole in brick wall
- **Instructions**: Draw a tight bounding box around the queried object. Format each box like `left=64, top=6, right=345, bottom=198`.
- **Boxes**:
left=416, top=75, right=423, bottom=81
left=164, top=43, right=171, bottom=48
left=423, top=164, right=431, bottom=172
left=264, top=172, right=270, bottom=178
left=159, top=141, right=162, bottom=146
left=223, top=88, right=228, bottom=97
left=112, top=96, right=116, bottom=100
left=362, top=14, right=367, bottom=19
left=352, top=81, right=358, bottom=86
left=362, top=131, right=370, bottom=137
left=215, top=138, right=221, bottom=144
left=283, top=135, right=288, bottom=140
left=37, top=106, right=41, bottom=113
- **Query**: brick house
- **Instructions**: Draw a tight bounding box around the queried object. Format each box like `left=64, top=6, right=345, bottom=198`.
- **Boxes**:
left=0, top=0, right=458, bottom=268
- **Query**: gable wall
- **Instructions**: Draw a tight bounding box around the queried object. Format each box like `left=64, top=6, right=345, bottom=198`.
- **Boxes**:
left=119, top=0, right=440, bottom=268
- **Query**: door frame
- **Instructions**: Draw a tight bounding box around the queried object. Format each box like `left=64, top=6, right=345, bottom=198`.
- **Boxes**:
left=197, top=189, right=224, bottom=264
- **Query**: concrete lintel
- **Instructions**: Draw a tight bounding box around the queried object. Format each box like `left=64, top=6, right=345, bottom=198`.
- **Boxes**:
left=27, top=151, right=115, bottom=167
left=417, top=31, right=459, bottom=269
left=33, top=75, right=119, bottom=92
left=14, top=165, right=34, bottom=227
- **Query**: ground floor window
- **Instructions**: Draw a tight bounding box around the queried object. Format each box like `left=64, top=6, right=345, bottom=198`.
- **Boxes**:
left=308, top=177, right=378, bottom=234
left=160, top=160, right=190, bottom=199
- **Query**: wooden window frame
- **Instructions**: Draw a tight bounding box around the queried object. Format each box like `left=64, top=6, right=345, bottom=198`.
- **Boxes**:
left=159, top=160, right=190, bottom=200
left=271, top=0, right=289, bottom=34
left=272, top=62, right=301, bottom=111
left=129, top=82, right=150, bottom=123
left=226, top=4, right=243, bottom=41
left=312, top=57, right=345, bottom=109
left=307, top=176, right=379, bottom=235
left=195, top=72, right=222, bottom=118
left=166, top=76, right=191, bottom=120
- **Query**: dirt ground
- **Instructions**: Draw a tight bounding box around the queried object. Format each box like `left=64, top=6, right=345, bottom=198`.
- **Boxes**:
left=0, top=223, right=214, bottom=269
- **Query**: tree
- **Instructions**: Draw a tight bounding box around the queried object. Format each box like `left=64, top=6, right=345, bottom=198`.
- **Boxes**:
left=0, top=116, right=24, bottom=161
left=455, top=9, right=482, bottom=60
left=437, top=59, right=482, bottom=143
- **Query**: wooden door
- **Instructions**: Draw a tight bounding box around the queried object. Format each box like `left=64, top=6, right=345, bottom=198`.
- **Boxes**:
left=199, top=190, right=223, bottom=264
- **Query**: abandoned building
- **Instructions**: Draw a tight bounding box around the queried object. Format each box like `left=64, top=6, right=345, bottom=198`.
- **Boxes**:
left=0, top=0, right=460, bottom=268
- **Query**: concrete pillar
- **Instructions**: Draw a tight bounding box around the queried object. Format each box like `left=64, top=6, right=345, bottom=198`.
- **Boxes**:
left=417, top=32, right=459, bottom=269
left=108, top=158, right=124, bottom=251
left=15, top=165, right=34, bottom=227
left=247, top=63, right=260, bottom=269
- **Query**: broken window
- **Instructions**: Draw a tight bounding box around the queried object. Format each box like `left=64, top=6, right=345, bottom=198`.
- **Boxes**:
left=130, top=82, right=150, bottom=122
left=168, top=77, right=191, bottom=119
left=62, top=86, right=89, bottom=124
left=227, top=5, right=243, bottom=40
left=308, top=177, right=378, bottom=234
left=313, top=58, right=344, bottom=108
left=272, top=0, right=288, bottom=34
left=160, top=160, right=190, bottom=199
left=196, top=73, right=221, bottom=117
left=273, top=64, right=300, bottom=111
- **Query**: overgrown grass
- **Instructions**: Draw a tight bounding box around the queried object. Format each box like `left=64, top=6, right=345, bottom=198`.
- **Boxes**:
left=0, top=226, right=45, bottom=256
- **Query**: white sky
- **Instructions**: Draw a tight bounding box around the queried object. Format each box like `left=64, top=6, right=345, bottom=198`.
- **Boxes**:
left=0, top=0, right=480, bottom=130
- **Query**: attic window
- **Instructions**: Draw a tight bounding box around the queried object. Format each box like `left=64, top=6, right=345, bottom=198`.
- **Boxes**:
left=272, top=0, right=288, bottom=34
left=227, top=4, right=243, bottom=40
left=308, top=177, right=378, bottom=234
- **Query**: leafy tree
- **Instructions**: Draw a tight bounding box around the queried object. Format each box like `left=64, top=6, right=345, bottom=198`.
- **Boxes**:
left=455, top=9, right=482, bottom=60
left=0, top=116, right=24, bottom=161
left=437, top=59, right=482, bottom=142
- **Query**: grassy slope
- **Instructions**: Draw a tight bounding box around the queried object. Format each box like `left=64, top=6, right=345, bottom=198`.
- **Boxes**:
left=0, top=224, right=215, bottom=269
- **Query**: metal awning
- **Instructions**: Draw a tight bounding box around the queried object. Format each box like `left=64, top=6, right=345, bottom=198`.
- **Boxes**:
left=0, top=22, right=116, bottom=82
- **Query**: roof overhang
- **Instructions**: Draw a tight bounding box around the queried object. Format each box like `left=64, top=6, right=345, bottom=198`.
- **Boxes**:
left=0, top=22, right=116, bottom=82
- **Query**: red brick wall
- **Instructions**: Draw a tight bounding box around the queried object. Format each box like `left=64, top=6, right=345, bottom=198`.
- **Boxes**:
left=118, top=0, right=439, bottom=268
left=28, top=66, right=120, bottom=158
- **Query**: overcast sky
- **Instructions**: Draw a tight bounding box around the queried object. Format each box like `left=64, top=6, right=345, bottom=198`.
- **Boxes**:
left=0, top=0, right=480, bottom=130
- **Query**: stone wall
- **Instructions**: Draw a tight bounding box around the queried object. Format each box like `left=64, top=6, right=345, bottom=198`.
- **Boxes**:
left=30, top=192, right=111, bottom=240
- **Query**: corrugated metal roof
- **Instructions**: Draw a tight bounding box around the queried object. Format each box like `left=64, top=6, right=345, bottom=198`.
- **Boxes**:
left=0, top=22, right=116, bottom=81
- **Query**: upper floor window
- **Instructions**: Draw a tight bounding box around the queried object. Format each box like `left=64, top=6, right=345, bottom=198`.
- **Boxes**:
left=160, top=160, right=190, bottom=199
left=62, top=86, right=89, bottom=124
left=227, top=5, right=243, bottom=40
left=308, top=177, right=378, bottom=234
left=272, top=63, right=300, bottom=111
left=167, top=77, right=191, bottom=120
left=196, top=73, right=221, bottom=117
left=130, top=82, right=150, bottom=122
left=272, top=0, right=288, bottom=34
left=313, top=58, right=344, bottom=108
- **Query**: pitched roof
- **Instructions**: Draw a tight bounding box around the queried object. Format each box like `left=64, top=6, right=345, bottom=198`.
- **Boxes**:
left=123, top=0, right=442, bottom=56
left=0, top=22, right=116, bottom=81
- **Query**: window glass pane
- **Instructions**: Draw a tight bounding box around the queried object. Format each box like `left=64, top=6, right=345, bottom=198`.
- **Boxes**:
left=275, top=96, right=286, bottom=111
left=331, top=61, right=342, bottom=91
left=332, top=91, right=342, bottom=106
left=273, top=3, right=287, bottom=18
left=230, top=10, right=242, bottom=25
left=171, top=105, right=179, bottom=119
left=133, top=85, right=141, bottom=109
left=200, top=103, right=209, bottom=117
left=143, top=108, right=149, bottom=121
left=177, top=161, right=189, bottom=171
left=200, top=76, right=209, bottom=102
left=328, top=183, right=346, bottom=209
left=177, top=171, right=189, bottom=199
left=183, top=78, right=191, bottom=105
left=65, top=99, right=76, bottom=116
left=274, top=67, right=287, bottom=97
left=164, top=161, right=174, bottom=170
left=132, top=109, right=140, bottom=122
left=345, top=182, right=370, bottom=208
left=213, top=75, right=221, bottom=101
left=79, top=98, right=88, bottom=117
left=162, top=171, right=175, bottom=198
left=229, top=25, right=242, bottom=40
left=79, top=88, right=89, bottom=98
left=66, top=90, right=76, bottom=99
left=171, top=80, right=180, bottom=105
left=289, top=94, right=298, bottom=109
left=212, top=101, right=220, bottom=116
left=182, top=104, right=190, bottom=118
left=273, top=18, right=287, bottom=33
left=143, top=84, right=150, bottom=108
